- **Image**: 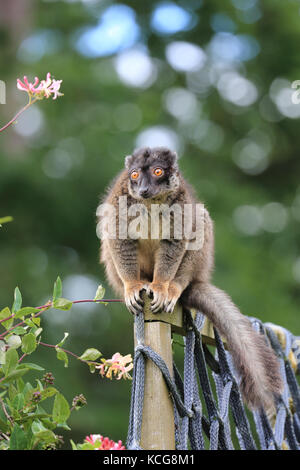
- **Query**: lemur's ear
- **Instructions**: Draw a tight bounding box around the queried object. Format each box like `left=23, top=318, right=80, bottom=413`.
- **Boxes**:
left=163, top=149, right=178, bottom=168
left=125, top=154, right=134, bottom=169
left=170, top=151, right=178, bottom=167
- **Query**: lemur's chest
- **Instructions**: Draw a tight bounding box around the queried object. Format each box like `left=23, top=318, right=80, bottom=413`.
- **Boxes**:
left=127, top=200, right=173, bottom=279
left=137, top=238, right=160, bottom=279
left=135, top=207, right=162, bottom=278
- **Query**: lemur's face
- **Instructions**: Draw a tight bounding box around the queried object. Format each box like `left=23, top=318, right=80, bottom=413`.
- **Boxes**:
left=125, top=147, right=179, bottom=200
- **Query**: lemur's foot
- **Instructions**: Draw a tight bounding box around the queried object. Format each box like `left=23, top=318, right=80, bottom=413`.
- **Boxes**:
left=124, top=281, right=145, bottom=315
left=146, top=281, right=181, bottom=314
left=164, top=282, right=182, bottom=313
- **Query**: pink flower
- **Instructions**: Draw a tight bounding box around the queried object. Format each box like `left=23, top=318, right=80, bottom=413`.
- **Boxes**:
left=17, top=76, right=41, bottom=94
left=16, top=72, right=63, bottom=100
left=38, top=72, right=63, bottom=100
left=96, top=352, right=133, bottom=380
left=85, top=434, right=103, bottom=446
left=84, top=434, right=125, bottom=450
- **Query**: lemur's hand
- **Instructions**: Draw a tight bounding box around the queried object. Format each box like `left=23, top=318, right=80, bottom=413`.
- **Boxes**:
left=124, top=280, right=145, bottom=315
left=164, top=281, right=182, bottom=313
left=146, top=281, right=181, bottom=314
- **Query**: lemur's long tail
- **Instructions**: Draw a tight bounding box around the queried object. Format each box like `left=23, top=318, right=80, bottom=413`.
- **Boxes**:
left=181, top=282, right=283, bottom=410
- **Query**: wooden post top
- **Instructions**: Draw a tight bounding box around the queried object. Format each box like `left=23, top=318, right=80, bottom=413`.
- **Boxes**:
left=142, top=292, right=220, bottom=347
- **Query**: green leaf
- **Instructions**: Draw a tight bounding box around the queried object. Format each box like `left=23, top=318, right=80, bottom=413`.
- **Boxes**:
left=52, top=393, right=70, bottom=423
left=34, top=430, right=57, bottom=445
left=31, top=419, right=57, bottom=445
left=53, top=298, right=73, bottom=311
left=40, top=387, right=58, bottom=401
left=8, top=383, right=18, bottom=401
left=0, top=416, right=8, bottom=433
left=33, top=327, right=43, bottom=338
left=31, top=317, right=41, bottom=327
left=6, top=334, right=22, bottom=349
left=0, top=368, right=29, bottom=384
left=70, top=439, right=77, bottom=450
left=23, top=318, right=37, bottom=328
left=16, top=377, right=25, bottom=393
left=12, top=287, right=22, bottom=314
left=31, top=419, right=48, bottom=434
left=0, top=307, right=13, bottom=330
left=10, top=327, right=27, bottom=335
left=79, top=348, right=102, bottom=362
left=56, top=332, right=69, bottom=348
left=21, top=333, right=37, bottom=354
left=53, top=276, right=62, bottom=302
left=3, top=348, right=18, bottom=376
left=56, top=347, right=68, bottom=368
left=94, top=284, right=105, bottom=301
left=78, top=442, right=96, bottom=450
left=13, top=393, right=25, bottom=410
left=23, top=382, right=33, bottom=396
left=56, top=421, right=71, bottom=430
left=19, top=363, right=45, bottom=371
left=9, top=423, right=28, bottom=450
left=0, top=216, right=13, bottom=225
left=35, top=379, right=44, bottom=391
left=14, top=307, right=39, bottom=320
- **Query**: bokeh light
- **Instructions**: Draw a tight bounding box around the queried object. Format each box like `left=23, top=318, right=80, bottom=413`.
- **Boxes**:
left=233, top=205, right=263, bottom=236
left=163, top=87, right=198, bottom=122
left=135, top=126, right=182, bottom=153
left=14, top=106, right=45, bottom=138
left=217, top=71, right=258, bottom=107
left=166, top=41, right=206, bottom=72
left=114, top=48, right=157, bottom=88
left=17, top=29, right=62, bottom=63
left=151, top=2, right=194, bottom=35
left=209, top=32, right=260, bottom=62
left=75, top=4, right=140, bottom=58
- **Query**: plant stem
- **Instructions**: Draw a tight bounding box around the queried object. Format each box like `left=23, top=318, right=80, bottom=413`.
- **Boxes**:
left=0, top=98, right=38, bottom=133
left=18, top=353, right=27, bottom=363
left=39, top=341, right=100, bottom=366
left=0, top=298, right=123, bottom=327
left=0, top=398, right=13, bottom=424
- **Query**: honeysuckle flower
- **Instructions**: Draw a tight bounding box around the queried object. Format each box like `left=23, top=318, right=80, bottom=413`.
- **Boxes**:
left=17, top=75, right=41, bottom=94
left=84, top=434, right=125, bottom=450
left=16, top=72, right=63, bottom=100
left=0, top=72, right=64, bottom=133
left=96, top=352, right=133, bottom=380
left=38, top=72, right=63, bottom=100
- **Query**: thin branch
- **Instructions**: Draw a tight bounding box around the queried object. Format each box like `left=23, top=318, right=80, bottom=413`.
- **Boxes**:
left=0, top=97, right=38, bottom=133
left=39, top=341, right=81, bottom=361
left=18, top=353, right=27, bottom=363
left=0, top=298, right=124, bottom=340
left=39, top=341, right=101, bottom=366
left=0, top=398, right=13, bottom=425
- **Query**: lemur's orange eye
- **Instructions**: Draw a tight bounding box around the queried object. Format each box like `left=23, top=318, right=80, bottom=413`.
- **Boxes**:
left=153, top=167, right=163, bottom=177
left=131, top=170, right=139, bottom=180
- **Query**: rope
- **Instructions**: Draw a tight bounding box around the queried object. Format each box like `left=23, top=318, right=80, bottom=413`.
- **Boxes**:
left=126, top=309, right=300, bottom=450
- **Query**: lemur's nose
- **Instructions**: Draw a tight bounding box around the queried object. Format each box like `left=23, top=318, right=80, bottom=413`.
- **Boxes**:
left=139, top=178, right=151, bottom=198
left=139, top=188, right=150, bottom=198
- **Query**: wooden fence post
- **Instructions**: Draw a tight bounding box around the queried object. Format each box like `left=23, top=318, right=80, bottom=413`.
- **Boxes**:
left=134, top=294, right=176, bottom=450
left=134, top=293, right=222, bottom=450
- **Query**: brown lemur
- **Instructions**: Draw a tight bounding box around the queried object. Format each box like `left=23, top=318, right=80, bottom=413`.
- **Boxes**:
left=98, top=146, right=282, bottom=410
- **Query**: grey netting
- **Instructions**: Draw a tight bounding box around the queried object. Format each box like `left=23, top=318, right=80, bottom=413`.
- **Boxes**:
left=126, top=309, right=300, bottom=450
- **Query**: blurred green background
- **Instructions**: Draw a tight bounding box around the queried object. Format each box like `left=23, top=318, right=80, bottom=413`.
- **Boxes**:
left=0, top=0, right=300, bottom=448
